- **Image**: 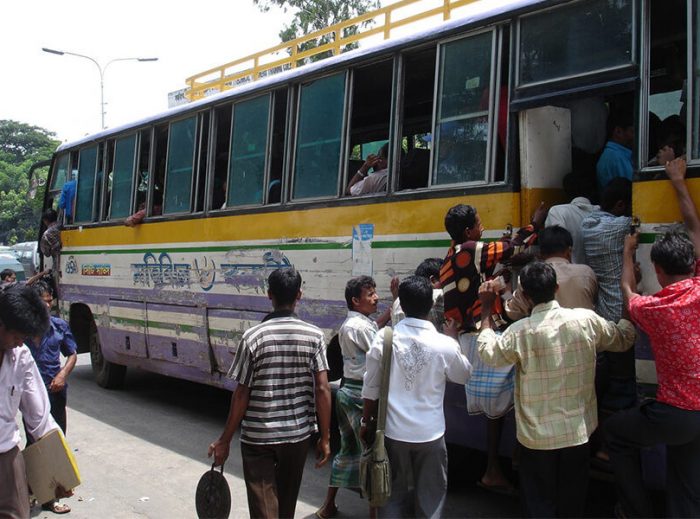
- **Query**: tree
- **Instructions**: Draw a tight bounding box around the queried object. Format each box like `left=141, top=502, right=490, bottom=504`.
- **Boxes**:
left=254, top=0, right=381, bottom=64
left=0, top=120, right=59, bottom=244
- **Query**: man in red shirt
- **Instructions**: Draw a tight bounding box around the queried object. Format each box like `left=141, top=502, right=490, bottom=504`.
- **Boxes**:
left=608, top=158, right=700, bottom=518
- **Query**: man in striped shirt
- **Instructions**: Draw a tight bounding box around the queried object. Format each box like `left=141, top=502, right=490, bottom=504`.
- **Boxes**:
left=208, top=268, right=331, bottom=519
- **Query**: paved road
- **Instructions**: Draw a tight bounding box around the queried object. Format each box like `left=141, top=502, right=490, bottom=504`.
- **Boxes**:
left=28, top=353, right=600, bottom=518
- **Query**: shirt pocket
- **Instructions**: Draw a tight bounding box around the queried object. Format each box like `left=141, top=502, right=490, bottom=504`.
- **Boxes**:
left=0, top=385, right=21, bottom=422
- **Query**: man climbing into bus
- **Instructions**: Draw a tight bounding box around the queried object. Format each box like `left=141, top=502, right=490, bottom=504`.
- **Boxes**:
left=608, top=158, right=700, bottom=518
left=208, top=268, right=331, bottom=519
left=440, top=201, right=546, bottom=495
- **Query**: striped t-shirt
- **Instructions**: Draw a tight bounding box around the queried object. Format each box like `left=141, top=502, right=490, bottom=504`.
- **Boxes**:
left=228, top=313, right=329, bottom=445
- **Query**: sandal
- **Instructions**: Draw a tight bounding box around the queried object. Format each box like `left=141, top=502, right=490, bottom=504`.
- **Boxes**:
left=42, top=501, right=71, bottom=514
left=315, top=504, right=338, bottom=519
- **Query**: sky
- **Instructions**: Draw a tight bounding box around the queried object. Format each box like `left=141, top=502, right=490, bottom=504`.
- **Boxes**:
left=0, top=0, right=291, bottom=142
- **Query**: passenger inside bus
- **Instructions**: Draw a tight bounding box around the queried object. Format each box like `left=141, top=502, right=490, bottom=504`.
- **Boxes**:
left=596, top=106, right=635, bottom=194
left=346, top=143, right=388, bottom=196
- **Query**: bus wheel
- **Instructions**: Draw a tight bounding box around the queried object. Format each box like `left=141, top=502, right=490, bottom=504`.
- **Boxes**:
left=89, top=319, right=126, bottom=389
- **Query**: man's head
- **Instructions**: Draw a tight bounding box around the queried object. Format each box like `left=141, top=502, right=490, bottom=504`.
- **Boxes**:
left=607, top=108, right=635, bottom=149
left=344, top=276, right=378, bottom=316
left=34, top=281, right=54, bottom=310
left=651, top=231, right=696, bottom=286
left=0, top=269, right=16, bottom=282
left=600, top=177, right=632, bottom=216
left=415, top=258, right=442, bottom=288
left=42, top=208, right=58, bottom=226
left=267, top=268, right=302, bottom=309
left=519, top=261, right=558, bottom=306
left=0, top=284, right=49, bottom=350
left=445, top=204, right=483, bottom=242
left=398, top=275, right=434, bottom=319
left=375, top=143, right=389, bottom=171
left=538, top=226, right=573, bottom=260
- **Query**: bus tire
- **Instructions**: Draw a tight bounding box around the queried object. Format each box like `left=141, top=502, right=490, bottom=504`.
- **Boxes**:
left=89, top=318, right=126, bottom=389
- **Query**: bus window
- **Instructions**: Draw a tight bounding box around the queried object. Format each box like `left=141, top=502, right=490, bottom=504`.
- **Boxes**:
left=293, top=73, right=346, bottom=199
left=75, top=145, right=98, bottom=223
left=694, top=1, right=700, bottom=159
left=211, top=105, right=232, bottom=210
left=518, top=0, right=633, bottom=87
left=268, top=88, right=288, bottom=204
left=50, top=154, right=69, bottom=192
left=646, top=0, right=687, bottom=166
left=227, top=94, right=271, bottom=206
left=345, top=60, right=392, bottom=196
left=194, top=112, right=210, bottom=213
left=164, top=117, right=196, bottom=214
left=434, top=31, right=495, bottom=186
left=103, top=140, right=115, bottom=220
left=397, top=47, right=436, bottom=190
left=135, top=129, right=152, bottom=215
left=94, top=143, right=105, bottom=222
left=152, top=124, right=168, bottom=215
left=110, top=134, right=137, bottom=220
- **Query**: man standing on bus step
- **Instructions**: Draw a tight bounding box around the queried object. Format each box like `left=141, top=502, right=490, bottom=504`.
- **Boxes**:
left=478, top=262, right=635, bottom=517
left=596, top=107, right=634, bottom=194
left=607, top=158, right=700, bottom=518
left=208, top=268, right=332, bottom=519
left=440, top=201, right=547, bottom=494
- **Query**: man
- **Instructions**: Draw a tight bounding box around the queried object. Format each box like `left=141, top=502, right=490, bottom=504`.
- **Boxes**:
left=0, top=269, right=16, bottom=290
left=318, top=276, right=387, bottom=519
left=391, top=258, right=444, bottom=330
left=208, top=268, right=331, bottom=519
left=346, top=143, right=389, bottom=196
left=440, top=202, right=546, bottom=493
left=505, top=225, right=597, bottom=320
left=40, top=208, right=62, bottom=273
left=581, top=177, right=635, bottom=410
left=607, top=158, right=700, bottom=518
left=596, top=108, right=634, bottom=194
left=0, top=285, right=58, bottom=518
left=478, top=262, right=635, bottom=517
left=361, top=276, right=472, bottom=518
left=58, top=172, right=77, bottom=224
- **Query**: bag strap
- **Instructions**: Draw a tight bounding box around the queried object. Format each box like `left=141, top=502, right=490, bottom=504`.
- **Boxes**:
left=376, top=326, right=393, bottom=432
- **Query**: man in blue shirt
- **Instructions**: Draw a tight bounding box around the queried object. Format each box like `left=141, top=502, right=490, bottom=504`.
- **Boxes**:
left=58, top=172, right=77, bottom=224
left=596, top=109, right=634, bottom=193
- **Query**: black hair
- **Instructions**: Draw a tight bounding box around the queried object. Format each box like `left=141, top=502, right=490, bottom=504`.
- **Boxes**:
left=267, top=268, right=302, bottom=306
left=0, top=269, right=15, bottom=281
left=33, top=280, right=53, bottom=297
left=650, top=231, right=696, bottom=276
left=378, top=142, right=389, bottom=160
left=538, top=226, right=573, bottom=256
left=0, top=284, right=49, bottom=337
left=600, top=177, right=632, bottom=213
left=606, top=105, right=634, bottom=138
left=415, top=258, right=442, bottom=280
left=345, top=275, right=376, bottom=310
left=398, top=275, right=433, bottom=318
left=444, top=204, right=478, bottom=242
left=519, top=261, right=557, bottom=305
left=42, top=208, right=58, bottom=223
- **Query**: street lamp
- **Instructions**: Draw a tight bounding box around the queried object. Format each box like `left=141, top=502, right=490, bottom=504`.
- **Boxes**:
left=42, top=47, right=158, bottom=130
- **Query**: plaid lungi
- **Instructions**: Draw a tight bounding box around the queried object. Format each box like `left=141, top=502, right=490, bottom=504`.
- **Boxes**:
left=460, top=332, right=514, bottom=419
left=329, top=379, right=363, bottom=488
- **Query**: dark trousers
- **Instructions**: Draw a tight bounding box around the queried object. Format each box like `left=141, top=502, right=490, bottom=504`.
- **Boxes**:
left=518, top=441, right=589, bottom=518
left=606, top=400, right=700, bottom=518
left=240, top=438, right=310, bottom=519
left=24, top=390, right=67, bottom=447
left=0, top=447, right=30, bottom=519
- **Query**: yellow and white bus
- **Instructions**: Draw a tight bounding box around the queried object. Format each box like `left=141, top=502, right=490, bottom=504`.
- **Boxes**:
left=41, top=0, right=698, bottom=462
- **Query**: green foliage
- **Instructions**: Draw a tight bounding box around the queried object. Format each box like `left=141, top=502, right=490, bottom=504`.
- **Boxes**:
left=254, top=0, right=381, bottom=64
left=0, top=120, right=59, bottom=244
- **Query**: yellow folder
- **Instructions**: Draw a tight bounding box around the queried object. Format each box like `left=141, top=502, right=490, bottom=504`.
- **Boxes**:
left=22, top=429, right=81, bottom=504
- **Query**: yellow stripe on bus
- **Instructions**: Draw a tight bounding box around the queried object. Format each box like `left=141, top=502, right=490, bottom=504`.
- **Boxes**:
left=634, top=178, right=700, bottom=223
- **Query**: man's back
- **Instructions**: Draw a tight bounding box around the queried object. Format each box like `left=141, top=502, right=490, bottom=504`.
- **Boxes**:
left=545, top=198, right=599, bottom=264
left=229, top=315, right=327, bottom=445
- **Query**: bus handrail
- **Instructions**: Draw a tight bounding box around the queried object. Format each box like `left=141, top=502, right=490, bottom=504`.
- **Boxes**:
left=184, top=0, right=478, bottom=101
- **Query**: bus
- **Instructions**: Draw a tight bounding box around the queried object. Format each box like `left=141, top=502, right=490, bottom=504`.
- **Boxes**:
left=40, top=0, right=698, bottom=484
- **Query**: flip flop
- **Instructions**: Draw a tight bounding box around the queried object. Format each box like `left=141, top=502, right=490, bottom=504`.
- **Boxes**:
left=476, top=480, right=518, bottom=497
left=42, top=502, right=71, bottom=514
left=315, top=504, right=338, bottom=519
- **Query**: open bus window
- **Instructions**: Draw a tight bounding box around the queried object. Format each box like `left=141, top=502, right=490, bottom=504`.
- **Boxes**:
left=211, top=105, right=232, bottom=210
left=227, top=94, right=271, bottom=207
left=293, top=72, right=346, bottom=199
left=135, top=129, right=152, bottom=215
left=74, top=145, right=98, bottom=223
left=267, top=88, right=288, bottom=204
left=345, top=60, right=392, bottom=196
left=194, top=112, right=210, bottom=213
left=110, top=134, right=137, bottom=220
left=397, top=47, right=435, bottom=191
left=434, top=31, right=494, bottom=186
left=518, top=0, right=633, bottom=87
left=163, top=117, right=196, bottom=214
left=646, top=0, right=687, bottom=166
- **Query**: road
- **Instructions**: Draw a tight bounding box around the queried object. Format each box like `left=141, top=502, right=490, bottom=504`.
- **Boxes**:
left=28, top=353, right=611, bottom=518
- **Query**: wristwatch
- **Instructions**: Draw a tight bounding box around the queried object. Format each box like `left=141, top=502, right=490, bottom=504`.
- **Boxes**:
left=357, top=169, right=367, bottom=178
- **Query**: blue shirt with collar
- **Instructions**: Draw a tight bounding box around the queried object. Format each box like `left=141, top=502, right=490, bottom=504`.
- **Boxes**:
left=596, top=141, right=633, bottom=192
left=26, top=316, right=77, bottom=391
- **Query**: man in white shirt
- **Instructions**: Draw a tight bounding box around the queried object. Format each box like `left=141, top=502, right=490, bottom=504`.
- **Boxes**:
left=346, top=143, right=389, bottom=196
left=0, top=285, right=58, bottom=518
left=362, top=276, right=471, bottom=518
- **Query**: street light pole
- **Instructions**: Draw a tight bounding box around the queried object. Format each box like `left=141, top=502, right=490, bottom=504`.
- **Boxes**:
left=42, top=47, right=158, bottom=130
